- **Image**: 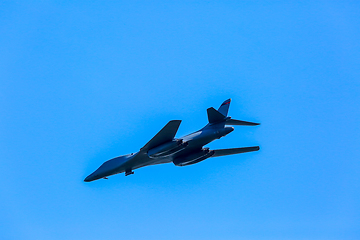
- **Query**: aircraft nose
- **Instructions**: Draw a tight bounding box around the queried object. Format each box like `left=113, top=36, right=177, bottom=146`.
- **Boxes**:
left=84, top=174, right=95, bottom=182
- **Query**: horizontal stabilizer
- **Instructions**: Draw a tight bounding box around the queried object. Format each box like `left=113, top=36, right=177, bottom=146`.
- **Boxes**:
left=141, top=120, right=181, bottom=150
left=226, top=119, right=260, bottom=126
left=207, top=107, right=226, bottom=124
left=211, top=146, right=260, bottom=158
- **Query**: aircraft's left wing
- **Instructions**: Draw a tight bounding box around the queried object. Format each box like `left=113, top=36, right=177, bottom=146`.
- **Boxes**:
left=211, top=146, right=260, bottom=157
left=141, top=120, right=182, bottom=150
left=120, top=120, right=182, bottom=172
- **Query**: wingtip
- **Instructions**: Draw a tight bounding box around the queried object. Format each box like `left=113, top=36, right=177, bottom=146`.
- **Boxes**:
left=168, top=120, right=182, bottom=125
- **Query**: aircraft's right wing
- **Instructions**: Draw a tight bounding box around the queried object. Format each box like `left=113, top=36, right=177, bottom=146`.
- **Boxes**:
left=141, top=120, right=182, bottom=151
left=211, top=146, right=260, bottom=157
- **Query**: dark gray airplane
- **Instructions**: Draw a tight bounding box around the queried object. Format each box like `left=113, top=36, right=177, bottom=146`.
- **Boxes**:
left=84, top=99, right=259, bottom=182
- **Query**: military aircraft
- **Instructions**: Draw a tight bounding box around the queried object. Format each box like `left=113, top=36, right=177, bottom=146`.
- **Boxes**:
left=84, top=99, right=260, bottom=182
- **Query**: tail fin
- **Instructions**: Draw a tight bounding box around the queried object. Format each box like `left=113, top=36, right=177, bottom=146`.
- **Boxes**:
left=207, top=98, right=260, bottom=125
left=207, top=99, right=230, bottom=124
left=218, top=98, right=231, bottom=116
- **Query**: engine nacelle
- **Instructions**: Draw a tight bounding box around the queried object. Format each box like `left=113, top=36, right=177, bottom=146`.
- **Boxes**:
left=173, top=148, right=214, bottom=166
left=148, top=140, right=188, bottom=158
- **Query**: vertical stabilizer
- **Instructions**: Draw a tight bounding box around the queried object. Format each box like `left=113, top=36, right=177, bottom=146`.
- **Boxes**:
left=218, top=99, right=231, bottom=117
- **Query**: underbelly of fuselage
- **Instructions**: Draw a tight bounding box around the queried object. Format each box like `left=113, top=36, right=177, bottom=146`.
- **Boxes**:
left=141, top=137, right=214, bottom=167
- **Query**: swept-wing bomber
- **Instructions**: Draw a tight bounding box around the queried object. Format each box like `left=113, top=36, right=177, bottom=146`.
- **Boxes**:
left=84, top=99, right=260, bottom=182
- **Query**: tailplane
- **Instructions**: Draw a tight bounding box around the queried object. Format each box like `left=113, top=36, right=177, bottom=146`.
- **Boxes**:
left=206, top=99, right=230, bottom=124
left=207, top=99, right=260, bottom=126
left=225, top=119, right=260, bottom=126
left=207, top=107, right=226, bottom=124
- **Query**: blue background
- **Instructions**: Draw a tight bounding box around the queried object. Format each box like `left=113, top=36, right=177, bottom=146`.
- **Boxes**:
left=1, top=1, right=359, bottom=239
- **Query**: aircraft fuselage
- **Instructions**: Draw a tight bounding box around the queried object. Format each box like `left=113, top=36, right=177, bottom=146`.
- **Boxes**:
left=84, top=98, right=259, bottom=182
left=84, top=125, right=234, bottom=182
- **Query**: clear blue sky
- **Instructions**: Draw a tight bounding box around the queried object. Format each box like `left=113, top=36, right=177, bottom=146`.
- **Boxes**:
left=1, top=1, right=359, bottom=239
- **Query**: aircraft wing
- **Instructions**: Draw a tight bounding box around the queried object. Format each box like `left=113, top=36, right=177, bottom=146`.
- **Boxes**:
left=211, top=146, right=260, bottom=157
left=120, top=120, right=182, bottom=171
left=141, top=120, right=182, bottom=150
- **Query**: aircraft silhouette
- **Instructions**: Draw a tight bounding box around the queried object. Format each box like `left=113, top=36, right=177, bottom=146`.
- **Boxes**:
left=84, top=99, right=259, bottom=182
